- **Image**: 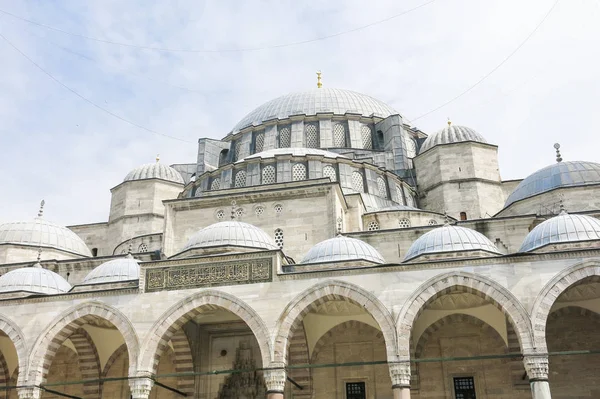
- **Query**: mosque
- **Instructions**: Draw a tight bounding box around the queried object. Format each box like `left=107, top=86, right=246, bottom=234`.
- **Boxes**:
left=1, top=74, right=600, bottom=399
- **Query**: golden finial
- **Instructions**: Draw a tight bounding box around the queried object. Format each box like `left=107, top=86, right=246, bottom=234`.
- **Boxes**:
left=447, top=118, right=452, bottom=126
left=316, top=71, right=322, bottom=88
left=554, top=143, right=562, bottom=163
left=155, top=154, right=160, bottom=163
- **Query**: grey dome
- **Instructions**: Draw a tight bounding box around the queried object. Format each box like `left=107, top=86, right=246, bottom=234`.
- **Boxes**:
left=302, top=235, right=385, bottom=264
left=183, top=221, right=278, bottom=252
left=83, top=256, right=140, bottom=285
left=420, top=124, right=487, bottom=153
left=0, top=266, right=71, bottom=295
left=504, top=161, right=600, bottom=208
left=0, top=218, right=91, bottom=257
left=240, top=148, right=347, bottom=162
left=519, top=212, right=600, bottom=252
left=404, top=225, right=500, bottom=261
left=232, top=88, right=398, bottom=132
left=124, top=162, right=184, bottom=184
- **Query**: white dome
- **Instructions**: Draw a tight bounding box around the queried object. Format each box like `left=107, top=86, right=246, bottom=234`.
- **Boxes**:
left=124, top=162, right=184, bottom=184
left=0, top=266, right=71, bottom=295
left=301, top=235, right=385, bottom=264
left=420, top=124, right=488, bottom=153
left=232, top=88, right=398, bottom=132
left=182, top=221, right=278, bottom=252
left=83, top=256, right=140, bottom=284
left=404, top=224, right=500, bottom=261
left=519, top=212, right=600, bottom=252
left=0, top=218, right=91, bottom=257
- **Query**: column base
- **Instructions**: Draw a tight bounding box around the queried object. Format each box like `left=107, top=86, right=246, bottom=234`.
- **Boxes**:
left=266, top=390, right=284, bottom=399
left=393, top=385, right=411, bottom=399
left=530, top=380, right=551, bottom=399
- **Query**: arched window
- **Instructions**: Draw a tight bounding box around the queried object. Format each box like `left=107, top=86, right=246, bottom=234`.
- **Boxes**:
left=91, top=248, right=98, bottom=257
left=352, top=171, right=364, bottom=192
left=216, top=209, right=225, bottom=219
left=279, top=126, right=291, bottom=148
left=377, top=176, right=387, bottom=198
left=460, top=212, right=468, bottom=221
left=406, top=193, right=415, bottom=208
left=377, top=130, right=384, bottom=148
left=367, top=221, right=380, bottom=231
left=274, top=228, right=284, bottom=248
left=218, top=149, right=229, bottom=167
left=323, top=165, right=337, bottom=182
left=395, top=183, right=405, bottom=205
left=262, top=165, right=276, bottom=184
left=305, top=123, right=319, bottom=148
left=254, top=131, right=265, bottom=153
left=274, top=204, right=283, bottom=214
left=292, top=163, right=307, bottom=181
left=255, top=206, right=265, bottom=216
left=333, top=123, right=346, bottom=147
left=399, top=218, right=411, bottom=228
left=210, top=178, right=221, bottom=190
left=234, top=170, right=247, bottom=188
left=234, top=141, right=243, bottom=161
left=138, top=243, right=148, bottom=252
left=361, top=125, right=373, bottom=149
left=428, top=219, right=438, bottom=226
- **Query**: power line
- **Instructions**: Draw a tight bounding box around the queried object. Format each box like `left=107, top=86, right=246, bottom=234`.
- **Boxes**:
left=0, top=0, right=437, bottom=53
left=0, top=32, right=195, bottom=143
left=409, top=0, right=560, bottom=123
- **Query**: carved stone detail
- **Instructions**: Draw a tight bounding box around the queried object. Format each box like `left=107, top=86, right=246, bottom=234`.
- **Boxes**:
left=218, top=341, right=266, bottom=398
left=523, top=355, right=549, bottom=381
left=130, top=377, right=154, bottom=399
left=389, top=361, right=411, bottom=387
left=17, top=387, right=42, bottom=399
left=263, top=367, right=286, bottom=393
left=145, top=258, right=272, bottom=292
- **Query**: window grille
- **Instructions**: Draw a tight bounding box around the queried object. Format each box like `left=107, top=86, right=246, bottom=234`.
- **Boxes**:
left=210, top=178, right=221, bottom=190
left=352, top=171, right=364, bottom=192
left=216, top=210, right=225, bottom=220
left=254, top=131, right=265, bottom=153
left=333, top=123, right=346, bottom=147
left=367, top=221, right=379, bottom=231
left=395, top=183, right=405, bottom=204
left=377, top=177, right=387, bottom=198
left=406, top=193, right=415, bottom=208
left=453, top=377, right=476, bottom=399
left=274, top=204, right=283, bottom=214
left=292, top=163, right=307, bottom=181
left=323, top=165, right=337, bottom=182
left=279, top=126, right=291, bottom=148
left=305, top=124, right=319, bottom=148
left=399, top=218, right=411, bottom=228
left=262, top=165, right=276, bottom=184
left=346, top=382, right=366, bottom=399
left=428, top=219, right=438, bottom=226
left=235, top=208, right=244, bottom=218
left=234, top=170, right=247, bottom=188
left=138, top=243, right=148, bottom=252
left=255, top=206, right=265, bottom=216
left=361, top=125, right=373, bottom=149
left=234, top=141, right=243, bottom=161
left=274, top=228, right=284, bottom=248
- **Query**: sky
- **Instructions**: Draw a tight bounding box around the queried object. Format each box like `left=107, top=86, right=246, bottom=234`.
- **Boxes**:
left=0, top=0, right=598, bottom=225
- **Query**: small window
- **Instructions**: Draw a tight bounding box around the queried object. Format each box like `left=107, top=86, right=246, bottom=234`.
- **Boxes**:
left=305, top=123, right=319, bottom=148
left=453, top=377, right=476, bottom=399
left=234, top=141, right=243, bottom=161
left=216, top=210, right=225, bottom=220
left=274, top=204, right=283, bottom=214
left=367, top=221, right=379, bottom=231
left=279, top=126, right=291, bottom=148
left=292, top=163, right=307, bottom=181
left=274, top=228, right=284, bottom=249
left=399, top=218, right=411, bottom=228
left=377, top=176, right=387, bottom=198
left=218, top=149, right=229, bottom=167
left=395, top=183, right=404, bottom=204
left=405, top=193, right=415, bottom=208
left=361, top=125, right=373, bottom=149
left=255, top=206, right=265, bottom=216
left=234, top=170, right=247, bottom=188
left=254, top=131, right=265, bottom=153
left=262, top=165, right=276, bottom=184
left=352, top=171, right=365, bottom=192
left=333, top=123, right=346, bottom=147
left=91, top=248, right=98, bottom=257
left=210, top=178, right=221, bottom=190
left=323, top=165, right=337, bottom=182
left=235, top=208, right=244, bottom=218
left=346, top=382, right=366, bottom=399
left=460, top=212, right=467, bottom=221
left=428, top=219, right=438, bottom=226
left=138, top=243, right=148, bottom=253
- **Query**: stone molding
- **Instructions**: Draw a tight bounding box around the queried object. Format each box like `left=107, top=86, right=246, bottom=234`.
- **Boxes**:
left=129, top=377, right=154, bottom=399
left=523, top=355, right=549, bottom=381
left=264, top=367, right=287, bottom=393
left=16, top=387, right=42, bottom=399
left=389, top=361, right=411, bottom=387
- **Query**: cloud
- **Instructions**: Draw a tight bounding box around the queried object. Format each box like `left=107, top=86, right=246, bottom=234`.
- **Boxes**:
left=0, top=0, right=597, bottom=224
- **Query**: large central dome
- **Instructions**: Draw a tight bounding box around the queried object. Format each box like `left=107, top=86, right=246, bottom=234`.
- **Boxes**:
left=232, top=88, right=399, bottom=132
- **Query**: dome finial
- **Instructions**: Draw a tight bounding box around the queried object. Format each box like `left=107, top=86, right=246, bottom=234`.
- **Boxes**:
left=32, top=247, right=42, bottom=268
left=554, top=143, right=562, bottom=163
left=230, top=200, right=238, bottom=220
left=127, top=238, right=133, bottom=258
left=443, top=211, right=451, bottom=225
left=316, top=71, right=322, bottom=88
left=447, top=118, right=452, bottom=126
left=337, top=216, right=343, bottom=236
left=155, top=154, right=160, bottom=163
left=559, top=199, right=567, bottom=215
left=37, top=199, right=45, bottom=218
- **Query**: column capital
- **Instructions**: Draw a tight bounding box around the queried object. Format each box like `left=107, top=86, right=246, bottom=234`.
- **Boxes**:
left=389, top=360, right=411, bottom=388
left=523, top=354, right=549, bottom=382
left=17, top=387, right=42, bottom=399
left=129, top=377, right=154, bottom=399
left=264, top=366, right=287, bottom=394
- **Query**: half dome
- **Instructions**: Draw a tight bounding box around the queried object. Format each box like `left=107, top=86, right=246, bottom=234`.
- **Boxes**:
left=0, top=218, right=91, bottom=257
left=504, top=161, right=600, bottom=208
left=404, top=224, right=500, bottom=261
left=519, top=212, right=600, bottom=252
left=0, top=266, right=71, bottom=295
left=301, top=235, right=385, bottom=264
left=83, top=256, right=140, bottom=284
left=124, top=162, right=184, bottom=184
left=420, top=124, right=487, bottom=153
left=232, top=88, right=398, bottom=132
left=182, top=221, right=278, bottom=252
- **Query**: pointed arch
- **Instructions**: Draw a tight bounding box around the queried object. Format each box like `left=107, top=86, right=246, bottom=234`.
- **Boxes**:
left=170, top=329, right=195, bottom=395
left=273, top=280, right=398, bottom=364
left=531, top=260, right=600, bottom=350
left=70, top=328, right=101, bottom=399
left=0, top=314, right=27, bottom=386
left=103, top=344, right=128, bottom=377
left=396, top=271, right=534, bottom=357
left=138, top=289, right=272, bottom=375
left=0, top=351, right=9, bottom=399
left=310, top=320, right=384, bottom=363
left=27, top=301, right=139, bottom=386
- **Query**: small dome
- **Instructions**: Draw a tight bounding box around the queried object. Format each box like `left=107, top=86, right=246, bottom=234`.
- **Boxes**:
left=519, top=212, right=600, bottom=252
left=0, top=266, right=71, bottom=295
left=0, top=218, right=91, bottom=257
left=301, top=235, right=385, bottom=264
left=182, top=221, right=278, bottom=252
left=232, top=88, right=398, bottom=132
left=420, top=124, right=487, bottom=153
left=504, top=161, right=600, bottom=208
left=83, top=256, right=140, bottom=284
left=240, top=148, right=347, bottom=162
left=124, top=162, right=184, bottom=184
left=404, top=224, right=500, bottom=261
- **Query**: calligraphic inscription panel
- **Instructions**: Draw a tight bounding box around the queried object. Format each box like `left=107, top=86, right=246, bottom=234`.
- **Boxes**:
left=145, top=258, right=272, bottom=292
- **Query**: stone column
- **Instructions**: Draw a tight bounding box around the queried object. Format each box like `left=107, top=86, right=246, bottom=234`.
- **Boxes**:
left=17, top=387, right=42, bottom=399
left=523, top=355, right=552, bottom=399
left=389, top=361, right=411, bottom=399
left=264, top=367, right=286, bottom=399
left=129, top=377, right=154, bottom=399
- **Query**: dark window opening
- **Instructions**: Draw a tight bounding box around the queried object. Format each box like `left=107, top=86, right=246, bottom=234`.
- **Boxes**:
left=454, top=377, right=476, bottom=399
left=218, top=149, right=229, bottom=167
left=91, top=248, right=98, bottom=257
left=346, top=382, right=366, bottom=399
left=460, top=212, right=467, bottom=221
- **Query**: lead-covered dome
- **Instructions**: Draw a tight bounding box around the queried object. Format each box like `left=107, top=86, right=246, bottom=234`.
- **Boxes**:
left=83, top=256, right=140, bottom=285
left=504, top=161, right=600, bottom=208
left=0, top=266, right=71, bottom=295
left=301, top=235, right=385, bottom=264
left=404, top=224, right=500, bottom=261
left=519, top=211, right=600, bottom=252
left=0, top=218, right=91, bottom=257
left=182, top=221, right=278, bottom=252
left=124, top=162, right=184, bottom=184
left=420, top=124, right=487, bottom=153
left=232, top=88, right=398, bottom=132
